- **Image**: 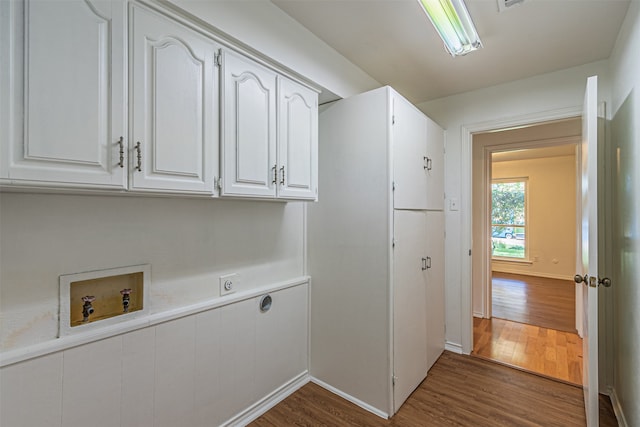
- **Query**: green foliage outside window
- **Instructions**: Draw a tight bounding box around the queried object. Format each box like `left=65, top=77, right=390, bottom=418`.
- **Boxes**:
left=491, top=181, right=526, bottom=259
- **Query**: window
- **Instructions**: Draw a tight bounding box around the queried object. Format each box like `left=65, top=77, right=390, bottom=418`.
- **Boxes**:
left=491, top=179, right=527, bottom=259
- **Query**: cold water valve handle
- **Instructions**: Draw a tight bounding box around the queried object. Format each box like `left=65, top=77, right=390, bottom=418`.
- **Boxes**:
left=81, top=296, right=96, bottom=322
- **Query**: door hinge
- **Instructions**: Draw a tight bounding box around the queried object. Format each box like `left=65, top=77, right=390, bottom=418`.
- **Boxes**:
left=214, top=51, right=222, bottom=67
left=392, top=375, right=397, bottom=386
left=392, top=115, right=395, bottom=125
left=392, top=181, right=396, bottom=191
left=392, top=238, right=396, bottom=248
left=469, top=249, right=472, bottom=256
left=215, top=177, right=222, bottom=190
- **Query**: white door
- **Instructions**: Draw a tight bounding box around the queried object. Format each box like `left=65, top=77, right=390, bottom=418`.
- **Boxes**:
left=277, top=76, right=318, bottom=200
left=425, top=118, right=445, bottom=210
left=578, top=75, right=602, bottom=427
left=425, top=210, right=445, bottom=370
left=393, top=210, right=428, bottom=413
left=1, top=0, right=126, bottom=188
left=130, top=4, right=218, bottom=194
left=221, top=50, right=277, bottom=198
left=393, top=95, right=428, bottom=210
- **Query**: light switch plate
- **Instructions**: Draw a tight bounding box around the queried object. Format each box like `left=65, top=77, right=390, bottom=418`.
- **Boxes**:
left=219, top=273, right=238, bottom=296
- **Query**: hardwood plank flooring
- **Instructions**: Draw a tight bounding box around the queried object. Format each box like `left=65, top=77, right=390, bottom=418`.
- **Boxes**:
left=492, top=272, right=576, bottom=332
left=472, top=317, right=583, bottom=385
left=250, top=352, right=618, bottom=426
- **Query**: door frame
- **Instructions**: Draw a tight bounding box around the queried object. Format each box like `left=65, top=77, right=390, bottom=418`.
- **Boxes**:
left=460, top=106, right=582, bottom=354
left=475, top=134, right=581, bottom=321
left=460, top=104, right=614, bottom=394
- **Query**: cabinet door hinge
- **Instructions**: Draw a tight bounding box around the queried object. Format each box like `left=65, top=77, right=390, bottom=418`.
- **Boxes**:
left=392, top=115, right=395, bottom=125
left=214, top=50, right=222, bottom=67
left=392, top=238, right=396, bottom=248
left=392, top=181, right=396, bottom=191
left=392, top=375, right=397, bottom=386
left=215, top=177, right=222, bottom=190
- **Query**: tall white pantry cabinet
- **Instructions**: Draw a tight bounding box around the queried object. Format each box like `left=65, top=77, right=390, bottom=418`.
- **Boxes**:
left=308, top=86, right=445, bottom=417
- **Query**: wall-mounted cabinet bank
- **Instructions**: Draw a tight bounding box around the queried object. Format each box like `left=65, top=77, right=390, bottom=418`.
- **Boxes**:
left=0, top=0, right=318, bottom=201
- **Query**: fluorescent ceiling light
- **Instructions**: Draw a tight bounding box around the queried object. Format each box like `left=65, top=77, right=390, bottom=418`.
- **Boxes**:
left=418, top=0, right=483, bottom=57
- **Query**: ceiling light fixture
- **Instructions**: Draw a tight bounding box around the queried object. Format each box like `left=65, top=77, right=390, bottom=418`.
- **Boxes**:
left=417, top=0, right=482, bottom=57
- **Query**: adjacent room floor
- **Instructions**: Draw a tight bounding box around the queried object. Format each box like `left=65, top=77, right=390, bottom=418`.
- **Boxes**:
left=491, top=272, right=576, bottom=332
left=473, top=272, right=583, bottom=384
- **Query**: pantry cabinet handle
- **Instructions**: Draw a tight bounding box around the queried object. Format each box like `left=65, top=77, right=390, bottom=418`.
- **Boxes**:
left=117, top=137, right=124, bottom=168
left=422, top=257, right=427, bottom=271
left=280, top=166, right=285, bottom=185
left=272, top=165, right=277, bottom=184
left=426, top=256, right=432, bottom=269
left=135, top=142, right=142, bottom=172
left=424, top=156, right=432, bottom=171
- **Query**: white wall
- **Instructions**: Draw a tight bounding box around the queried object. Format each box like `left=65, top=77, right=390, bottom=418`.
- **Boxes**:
left=0, top=194, right=304, bottom=350
left=608, top=1, right=640, bottom=425
left=417, top=60, right=610, bottom=352
left=165, top=0, right=380, bottom=102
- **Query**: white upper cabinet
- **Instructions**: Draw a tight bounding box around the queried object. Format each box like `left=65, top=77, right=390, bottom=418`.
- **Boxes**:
left=425, top=117, right=444, bottom=210
left=220, top=50, right=277, bottom=198
left=130, top=4, right=219, bottom=194
left=0, top=0, right=127, bottom=188
left=221, top=50, right=318, bottom=200
left=393, top=95, right=428, bottom=210
left=277, top=76, right=318, bottom=200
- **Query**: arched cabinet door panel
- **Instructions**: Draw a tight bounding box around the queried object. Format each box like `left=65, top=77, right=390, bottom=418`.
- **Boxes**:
left=220, top=50, right=277, bottom=198
left=278, top=76, right=318, bottom=201
left=129, top=3, right=219, bottom=194
left=1, top=0, right=127, bottom=188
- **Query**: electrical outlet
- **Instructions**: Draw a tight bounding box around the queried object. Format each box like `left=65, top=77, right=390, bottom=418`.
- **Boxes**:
left=219, top=273, right=238, bottom=296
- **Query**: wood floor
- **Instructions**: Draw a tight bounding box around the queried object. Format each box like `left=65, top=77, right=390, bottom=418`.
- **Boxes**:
left=251, top=351, right=618, bottom=426
left=473, top=317, right=583, bottom=385
left=492, top=272, right=576, bottom=332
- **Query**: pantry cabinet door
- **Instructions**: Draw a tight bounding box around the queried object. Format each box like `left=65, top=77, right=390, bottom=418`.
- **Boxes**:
left=392, top=95, right=428, bottom=210
left=425, top=210, right=445, bottom=370
left=393, top=210, right=428, bottom=413
left=425, top=117, right=444, bottom=210
left=277, top=76, right=318, bottom=200
left=130, top=4, right=218, bottom=194
left=0, top=0, right=126, bottom=188
left=221, top=50, right=277, bottom=198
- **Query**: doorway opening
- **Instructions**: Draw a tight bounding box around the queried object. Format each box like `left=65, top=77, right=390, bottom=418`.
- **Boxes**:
left=469, top=117, right=584, bottom=385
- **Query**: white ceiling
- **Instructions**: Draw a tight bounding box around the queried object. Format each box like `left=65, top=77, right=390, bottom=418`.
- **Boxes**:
left=271, top=0, right=630, bottom=105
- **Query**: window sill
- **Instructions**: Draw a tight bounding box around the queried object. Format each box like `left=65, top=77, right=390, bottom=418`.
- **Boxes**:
left=492, top=257, right=533, bottom=265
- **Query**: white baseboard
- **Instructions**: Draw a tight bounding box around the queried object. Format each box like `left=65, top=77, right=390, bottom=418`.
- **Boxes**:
left=473, top=311, right=485, bottom=318
left=608, top=387, right=629, bottom=427
left=310, top=376, right=389, bottom=420
left=224, top=372, right=310, bottom=427
left=445, top=341, right=463, bottom=354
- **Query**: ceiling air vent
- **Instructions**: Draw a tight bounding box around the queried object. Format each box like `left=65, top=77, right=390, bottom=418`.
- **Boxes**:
left=498, top=0, right=525, bottom=12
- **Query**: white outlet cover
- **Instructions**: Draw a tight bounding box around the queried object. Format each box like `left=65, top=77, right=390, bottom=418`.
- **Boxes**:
left=219, top=273, right=238, bottom=296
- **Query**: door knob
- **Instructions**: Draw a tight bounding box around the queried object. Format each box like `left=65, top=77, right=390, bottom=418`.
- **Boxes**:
left=574, top=274, right=587, bottom=284
left=574, top=274, right=612, bottom=288
left=599, top=277, right=612, bottom=287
